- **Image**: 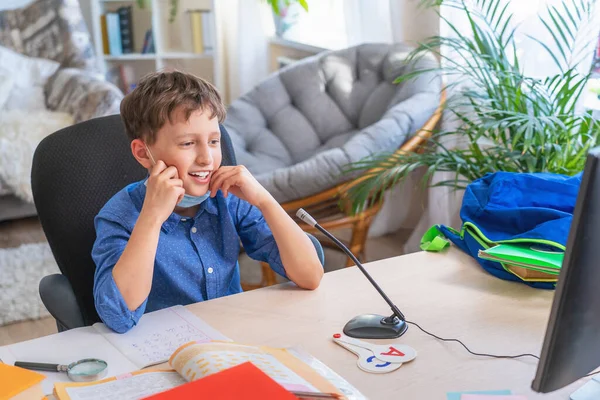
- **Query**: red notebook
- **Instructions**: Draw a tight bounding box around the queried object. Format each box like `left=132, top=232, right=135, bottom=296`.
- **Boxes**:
left=142, top=362, right=298, bottom=400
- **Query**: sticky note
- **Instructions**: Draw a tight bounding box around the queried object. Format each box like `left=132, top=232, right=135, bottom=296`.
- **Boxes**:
left=446, top=390, right=512, bottom=400
left=0, top=363, right=45, bottom=400
left=461, top=395, right=527, bottom=400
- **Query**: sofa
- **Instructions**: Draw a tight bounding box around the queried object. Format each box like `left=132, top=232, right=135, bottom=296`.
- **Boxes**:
left=0, top=0, right=124, bottom=222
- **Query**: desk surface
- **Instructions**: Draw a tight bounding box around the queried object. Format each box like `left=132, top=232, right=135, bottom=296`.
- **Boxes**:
left=182, top=248, right=584, bottom=399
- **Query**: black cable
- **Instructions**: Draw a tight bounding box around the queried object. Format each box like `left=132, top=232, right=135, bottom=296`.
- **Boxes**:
left=405, top=320, right=540, bottom=360
left=407, top=321, right=600, bottom=378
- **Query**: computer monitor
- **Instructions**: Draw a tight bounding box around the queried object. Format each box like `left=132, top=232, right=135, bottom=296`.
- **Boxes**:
left=532, top=148, right=600, bottom=395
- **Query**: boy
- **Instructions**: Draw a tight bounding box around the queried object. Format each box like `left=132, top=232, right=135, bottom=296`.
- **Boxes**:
left=92, top=71, right=323, bottom=333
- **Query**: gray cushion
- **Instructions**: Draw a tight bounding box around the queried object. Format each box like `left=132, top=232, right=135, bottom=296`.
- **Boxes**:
left=0, top=0, right=97, bottom=71
left=224, top=43, right=441, bottom=203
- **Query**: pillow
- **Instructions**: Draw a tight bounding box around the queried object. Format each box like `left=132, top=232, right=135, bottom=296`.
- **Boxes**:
left=3, top=86, right=46, bottom=112
left=0, top=69, right=14, bottom=109
left=0, top=45, right=60, bottom=88
left=0, top=0, right=96, bottom=71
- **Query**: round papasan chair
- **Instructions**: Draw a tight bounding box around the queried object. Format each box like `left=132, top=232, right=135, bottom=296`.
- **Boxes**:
left=223, top=43, right=443, bottom=289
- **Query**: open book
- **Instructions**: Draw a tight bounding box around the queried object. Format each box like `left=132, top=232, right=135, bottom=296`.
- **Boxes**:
left=0, top=306, right=230, bottom=394
left=52, top=341, right=366, bottom=400
left=91, top=305, right=231, bottom=368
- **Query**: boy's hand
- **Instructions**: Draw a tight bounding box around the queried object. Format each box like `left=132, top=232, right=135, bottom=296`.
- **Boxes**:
left=141, top=161, right=185, bottom=223
left=209, top=166, right=272, bottom=209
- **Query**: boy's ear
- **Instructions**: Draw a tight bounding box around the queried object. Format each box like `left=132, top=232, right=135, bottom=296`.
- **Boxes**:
left=131, top=139, right=153, bottom=169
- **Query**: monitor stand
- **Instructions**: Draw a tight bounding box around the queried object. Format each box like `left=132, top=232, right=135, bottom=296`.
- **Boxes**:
left=570, top=375, right=600, bottom=399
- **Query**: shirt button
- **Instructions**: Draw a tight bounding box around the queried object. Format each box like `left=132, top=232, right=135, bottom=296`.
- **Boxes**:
left=207, top=267, right=214, bottom=274
left=181, top=218, right=187, bottom=222
left=191, top=227, right=197, bottom=233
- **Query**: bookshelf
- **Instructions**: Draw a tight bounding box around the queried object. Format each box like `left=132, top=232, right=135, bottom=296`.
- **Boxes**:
left=90, top=0, right=219, bottom=94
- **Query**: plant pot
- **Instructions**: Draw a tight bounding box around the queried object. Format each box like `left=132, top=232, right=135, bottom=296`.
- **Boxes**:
left=272, top=0, right=302, bottom=37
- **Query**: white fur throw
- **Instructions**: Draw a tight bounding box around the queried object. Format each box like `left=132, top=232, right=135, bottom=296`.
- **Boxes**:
left=0, top=109, right=73, bottom=202
left=0, top=242, right=59, bottom=325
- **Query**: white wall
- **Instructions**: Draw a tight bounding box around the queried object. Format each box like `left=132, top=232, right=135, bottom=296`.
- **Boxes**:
left=0, top=0, right=94, bottom=46
left=390, top=0, right=439, bottom=44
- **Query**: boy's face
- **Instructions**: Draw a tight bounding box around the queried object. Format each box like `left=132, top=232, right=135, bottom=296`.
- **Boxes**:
left=133, top=106, right=222, bottom=197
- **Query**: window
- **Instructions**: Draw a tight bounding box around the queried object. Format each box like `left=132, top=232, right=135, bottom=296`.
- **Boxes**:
left=277, top=0, right=393, bottom=50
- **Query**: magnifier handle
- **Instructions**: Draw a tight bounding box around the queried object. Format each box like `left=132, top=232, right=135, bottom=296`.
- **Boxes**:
left=15, top=361, right=63, bottom=372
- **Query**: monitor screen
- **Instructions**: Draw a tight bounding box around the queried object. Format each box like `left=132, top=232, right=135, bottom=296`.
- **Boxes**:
left=532, top=148, right=600, bottom=392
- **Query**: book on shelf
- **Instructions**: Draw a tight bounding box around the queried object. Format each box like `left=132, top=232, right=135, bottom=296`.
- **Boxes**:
left=201, top=11, right=214, bottom=51
left=117, top=6, right=134, bottom=54
left=51, top=341, right=365, bottom=400
left=188, top=9, right=210, bottom=54
left=105, top=12, right=122, bottom=56
left=141, top=28, right=155, bottom=54
left=100, top=15, right=109, bottom=55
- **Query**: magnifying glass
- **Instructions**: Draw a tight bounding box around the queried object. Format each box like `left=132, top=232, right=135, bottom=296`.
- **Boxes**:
left=15, top=359, right=108, bottom=382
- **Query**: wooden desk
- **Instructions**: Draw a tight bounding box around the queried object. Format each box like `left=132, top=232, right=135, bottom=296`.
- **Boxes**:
left=183, top=248, right=585, bottom=399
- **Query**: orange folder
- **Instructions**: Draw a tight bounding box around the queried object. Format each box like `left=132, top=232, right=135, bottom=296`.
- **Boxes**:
left=142, top=362, right=298, bottom=400
left=0, top=363, right=45, bottom=400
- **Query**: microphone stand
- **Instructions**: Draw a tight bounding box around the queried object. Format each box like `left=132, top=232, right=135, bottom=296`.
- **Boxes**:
left=297, top=209, right=408, bottom=339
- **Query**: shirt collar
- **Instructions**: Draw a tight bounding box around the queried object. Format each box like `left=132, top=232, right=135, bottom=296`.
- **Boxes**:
left=129, top=179, right=219, bottom=234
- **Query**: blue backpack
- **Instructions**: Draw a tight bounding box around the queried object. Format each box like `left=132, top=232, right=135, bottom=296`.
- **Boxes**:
left=421, top=172, right=582, bottom=289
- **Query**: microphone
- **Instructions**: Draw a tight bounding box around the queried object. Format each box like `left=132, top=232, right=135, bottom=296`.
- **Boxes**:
left=297, top=208, right=408, bottom=339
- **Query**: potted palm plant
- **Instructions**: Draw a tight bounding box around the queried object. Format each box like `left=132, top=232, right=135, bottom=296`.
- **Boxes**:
left=343, top=0, right=600, bottom=214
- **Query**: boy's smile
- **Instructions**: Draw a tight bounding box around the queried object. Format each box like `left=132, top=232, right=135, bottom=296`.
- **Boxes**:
left=188, top=171, right=211, bottom=184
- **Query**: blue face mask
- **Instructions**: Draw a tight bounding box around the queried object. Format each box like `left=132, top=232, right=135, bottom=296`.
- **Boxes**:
left=144, top=144, right=211, bottom=208
left=176, top=191, right=211, bottom=208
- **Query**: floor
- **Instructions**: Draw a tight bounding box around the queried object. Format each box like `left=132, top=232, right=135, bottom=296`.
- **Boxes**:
left=0, top=217, right=412, bottom=347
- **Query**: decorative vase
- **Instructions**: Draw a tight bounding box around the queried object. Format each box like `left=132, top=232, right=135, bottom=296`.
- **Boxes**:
left=272, top=0, right=302, bottom=37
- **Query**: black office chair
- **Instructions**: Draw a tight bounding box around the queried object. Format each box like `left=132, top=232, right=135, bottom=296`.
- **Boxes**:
left=32, top=114, right=324, bottom=332
left=31, top=115, right=238, bottom=331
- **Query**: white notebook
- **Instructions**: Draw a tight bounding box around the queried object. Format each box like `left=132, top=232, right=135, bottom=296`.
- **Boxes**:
left=0, top=305, right=230, bottom=394
left=92, top=305, right=230, bottom=368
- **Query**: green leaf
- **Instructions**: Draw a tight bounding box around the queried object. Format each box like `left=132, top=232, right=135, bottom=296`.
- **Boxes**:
left=298, top=0, right=309, bottom=12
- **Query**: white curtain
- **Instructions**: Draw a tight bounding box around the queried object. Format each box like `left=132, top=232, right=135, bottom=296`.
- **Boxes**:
left=213, top=0, right=273, bottom=104
left=367, top=0, right=441, bottom=239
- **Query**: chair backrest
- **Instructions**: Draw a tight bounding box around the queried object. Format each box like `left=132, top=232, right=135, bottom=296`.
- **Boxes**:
left=31, top=114, right=237, bottom=326
left=0, top=0, right=97, bottom=71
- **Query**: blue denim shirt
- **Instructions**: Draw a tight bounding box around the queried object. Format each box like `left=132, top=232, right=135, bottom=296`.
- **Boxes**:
left=92, top=180, right=287, bottom=333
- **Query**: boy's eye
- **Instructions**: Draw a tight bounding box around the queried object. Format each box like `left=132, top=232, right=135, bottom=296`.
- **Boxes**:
left=181, top=141, right=194, bottom=147
left=210, top=139, right=220, bottom=145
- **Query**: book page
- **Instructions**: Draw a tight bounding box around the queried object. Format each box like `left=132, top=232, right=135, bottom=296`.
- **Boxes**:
left=287, top=347, right=368, bottom=400
left=93, top=305, right=230, bottom=369
left=169, top=342, right=340, bottom=394
left=57, top=371, right=185, bottom=400
left=0, top=326, right=138, bottom=396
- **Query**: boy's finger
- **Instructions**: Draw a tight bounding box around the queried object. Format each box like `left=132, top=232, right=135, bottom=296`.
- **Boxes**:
left=210, top=169, right=238, bottom=195
left=175, top=187, right=185, bottom=203
left=161, top=166, right=180, bottom=179
left=150, top=160, right=167, bottom=176
left=169, top=179, right=184, bottom=187
left=221, top=181, right=231, bottom=198
left=222, top=174, right=243, bottom=198
left=209, top=166, right=232, bottom=182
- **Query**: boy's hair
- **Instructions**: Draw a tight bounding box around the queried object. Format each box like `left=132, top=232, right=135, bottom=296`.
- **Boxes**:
left=120, top=70, right=226, bottom=144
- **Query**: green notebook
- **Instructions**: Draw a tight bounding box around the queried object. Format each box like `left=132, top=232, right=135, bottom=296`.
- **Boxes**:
left=478, top=243, right=564, bottom=275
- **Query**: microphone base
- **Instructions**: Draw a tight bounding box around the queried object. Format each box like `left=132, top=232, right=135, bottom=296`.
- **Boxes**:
left=343, top=313, right=408, bottom=339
